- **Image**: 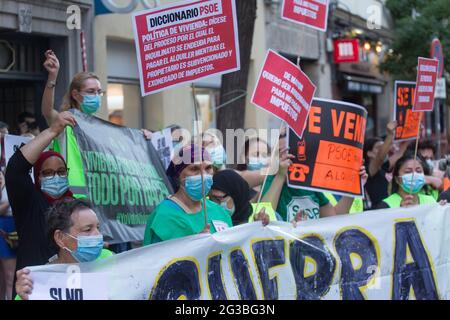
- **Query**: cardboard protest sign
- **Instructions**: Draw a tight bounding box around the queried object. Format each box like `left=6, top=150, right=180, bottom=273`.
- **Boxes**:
left=251, top=50, right=316, bottom=138
left=287, top=98, right=367, bottom=197
left=413, top=57, right=439, bottom=112
left=394, top=81, right=422, bottom=141
left=132, top=0, right=240, bottom=96
left=71, top=110, right=173, bottom=243
left=150, top=128, right=173, bottom=170
left=281, top=0, right=329, bottom=32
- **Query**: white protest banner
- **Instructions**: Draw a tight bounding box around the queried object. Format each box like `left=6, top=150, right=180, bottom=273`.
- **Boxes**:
left=151, top=128, right=173, bottom=170
left=28, top=204, right=450, bottom=300
left=29, top=272, right=109, bottom=300
left=3, top=134, right=33, bottom=180
left=132, top=0, right=240, bottom=96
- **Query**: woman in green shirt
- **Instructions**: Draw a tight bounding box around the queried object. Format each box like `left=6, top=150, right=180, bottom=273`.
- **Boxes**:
left=144, top=144, right=232, bottom=245
left=15, top=198, right=113, bottom=300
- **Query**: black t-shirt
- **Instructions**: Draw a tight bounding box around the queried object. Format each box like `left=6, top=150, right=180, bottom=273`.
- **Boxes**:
left=365, top=160, right=391, bottom=209
left=5, top=150, right=56, bottom=272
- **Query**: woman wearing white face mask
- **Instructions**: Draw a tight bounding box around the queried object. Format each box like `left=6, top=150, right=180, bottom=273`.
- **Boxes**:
left=377, top=153, right=438, bottom=209
left=143, top=144, right=232, bottom=245
left=14, top=199, right=113, bottom=300
left=202, top=132, right=227, bottom=173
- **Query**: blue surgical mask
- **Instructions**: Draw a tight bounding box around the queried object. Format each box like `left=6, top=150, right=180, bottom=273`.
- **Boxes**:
left=183, top=174, right=213, bottom=201
left=247, top=157, right=269, bottom=171
left=64, top=234, right=104, bottom=263
left=220, top=200, right=235, bottom=216
left=209, top=146, right=227, bottom=168
left=41, top=175, right=69, bottom=198
left=400, top=173, right=425, bottom=194
left=80, top=95, right=101, bottom=114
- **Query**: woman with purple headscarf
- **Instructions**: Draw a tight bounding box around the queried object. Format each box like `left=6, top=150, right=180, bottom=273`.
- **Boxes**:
left=143, top=144, right=233, bottom=245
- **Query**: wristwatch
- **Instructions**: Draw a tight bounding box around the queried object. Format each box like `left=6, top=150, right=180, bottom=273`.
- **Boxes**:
left=46, top=80, right=56, bottom=89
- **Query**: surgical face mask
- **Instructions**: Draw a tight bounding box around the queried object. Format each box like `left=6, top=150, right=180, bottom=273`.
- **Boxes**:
left=220, top=199, right=235, bottom=216
left=426, top=159, right=434, bottom=170
left=80, top=95, right=101, bottom=114
left=183, top=174, right=213, bottom=201
left=247, top=157, right=269, bottom=171
left=41, top=175, right=69, bottom=198
left=209, top=146, right=227, bottom=168
left=400, top=173, right=425, bottom=194
left=64, top=233, right=104, bottom=263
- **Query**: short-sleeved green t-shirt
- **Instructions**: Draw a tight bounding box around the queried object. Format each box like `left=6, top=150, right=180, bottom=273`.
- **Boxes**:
left=144, top=198, right=233, bottom=245
left=262, top=175, right=329, bottom=222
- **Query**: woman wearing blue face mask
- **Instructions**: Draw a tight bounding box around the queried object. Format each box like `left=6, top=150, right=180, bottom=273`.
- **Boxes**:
left=14, top=199, right=113, bottom=300
left=143, top=144, right=233, bottom=246
left=377, top=153, right=437, bottom=209
left=6, top=112, right=77, bottom=292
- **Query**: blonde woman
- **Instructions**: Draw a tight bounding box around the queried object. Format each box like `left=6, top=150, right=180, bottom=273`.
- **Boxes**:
left=41, top=50, right=104, bottom=126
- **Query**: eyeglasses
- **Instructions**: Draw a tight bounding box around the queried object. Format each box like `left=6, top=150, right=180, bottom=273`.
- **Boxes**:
left=40, top=168, right=69, bottom=178
left=80, top=90, right=106, bottom=97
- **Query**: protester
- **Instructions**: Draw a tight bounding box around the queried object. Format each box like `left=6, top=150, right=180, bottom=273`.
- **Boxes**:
left=0, top=171, right=15, bottom=300
left=5, top=112, right=76, bottom=277
left=363, top=121, right=410, bottom=209
left=209, top=170, right=275, bottom=225
left=415, top=139, right=444, bottom=199
left=144, top=144, right=233, bottom=245
left=15, top=198, right=113, bottom=300
left=202, top=131, right=227, bottom=172
left=376, top=153, right=437, bottom=209
left=236, top=137, right=272, bottom=200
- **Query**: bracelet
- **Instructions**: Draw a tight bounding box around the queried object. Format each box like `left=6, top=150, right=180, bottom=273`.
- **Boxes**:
left=46, top=80, right=56, bottom=89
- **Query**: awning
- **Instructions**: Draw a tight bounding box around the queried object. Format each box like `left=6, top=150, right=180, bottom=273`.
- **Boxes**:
left=343, top=74, right=386, bottom=94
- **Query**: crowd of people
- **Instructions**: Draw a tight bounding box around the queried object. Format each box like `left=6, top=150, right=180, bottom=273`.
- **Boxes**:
left=0, top=50, right=448, bottom=300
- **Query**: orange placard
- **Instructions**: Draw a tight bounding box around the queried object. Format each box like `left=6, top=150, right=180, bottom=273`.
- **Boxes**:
left=394, top=81, right=421, bottom=141
left=288, top=98, right=367, bottom=197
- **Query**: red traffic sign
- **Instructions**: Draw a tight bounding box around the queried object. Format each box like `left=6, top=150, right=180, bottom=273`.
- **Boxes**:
left=430, top=38, right=444, bottom=78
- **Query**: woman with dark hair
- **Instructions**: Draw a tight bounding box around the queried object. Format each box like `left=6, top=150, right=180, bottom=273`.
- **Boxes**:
left=363, top=121, right=411, bottom=209
left=376, top=153, right=437, bottom=209
left=14, top=198, right=113, bottom=300
left=209, top=170, right=275, bottom=226
left=143, top=144, right=232, bottom=245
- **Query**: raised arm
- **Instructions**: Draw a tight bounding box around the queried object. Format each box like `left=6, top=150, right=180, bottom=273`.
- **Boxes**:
left=368, top=121, right=396, bottom=177
left=21, top=112, right=76, bottom=165
left=41, top=50, right=61, bottom=126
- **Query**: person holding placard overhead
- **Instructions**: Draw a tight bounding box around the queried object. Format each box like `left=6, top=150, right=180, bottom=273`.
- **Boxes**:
left=376, top=153, right=440, bottom=209
left=143, top=144, right=233, bottom=245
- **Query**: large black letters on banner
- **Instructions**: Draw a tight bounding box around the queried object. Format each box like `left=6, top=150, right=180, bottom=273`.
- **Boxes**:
left=392, top=221, right=439, bottom=300
left=71, top=110, right=173, bottom=243
left=290, top=235, right=336, bottom=300
left=150, top=260, right=201, bottom=300
left=334, top=228, right=379, bottom=300
left=288, top=98, right=367, bottom=197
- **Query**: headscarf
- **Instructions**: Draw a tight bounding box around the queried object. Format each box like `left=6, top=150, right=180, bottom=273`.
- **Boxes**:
left=166, top=144, right=211, bottom=192
left=33, top=151, right=73, bottom=204
left=211, top=170, right=253, bottom=225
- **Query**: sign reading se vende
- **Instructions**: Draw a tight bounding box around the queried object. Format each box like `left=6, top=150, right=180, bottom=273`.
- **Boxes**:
left=413, top=57, right=439, bottom=112
left=251, top=50, right=316, bottom=138
left=394, top=81, right=422, bottom=142
left=282, top=0, right=329, bottom=32
left=132, top=0, right=240, bottom=96
left=288, top=99, right=367, bottom=198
